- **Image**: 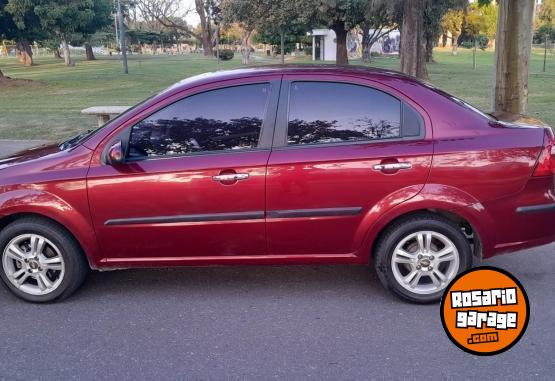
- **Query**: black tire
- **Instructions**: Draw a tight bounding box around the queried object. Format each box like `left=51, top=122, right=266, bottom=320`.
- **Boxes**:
left=374, top=213, right=473, bottom=304
left=0, top=217, right=88, bottom=303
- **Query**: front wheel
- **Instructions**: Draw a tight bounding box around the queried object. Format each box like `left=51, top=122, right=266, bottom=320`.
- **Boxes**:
left=374, top=214, right=473, bottom=303
left=0, top=217, right=88, bottom=303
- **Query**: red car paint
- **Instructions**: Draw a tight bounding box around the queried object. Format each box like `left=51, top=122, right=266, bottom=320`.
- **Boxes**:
left=0, top=66, right=553, bottom=270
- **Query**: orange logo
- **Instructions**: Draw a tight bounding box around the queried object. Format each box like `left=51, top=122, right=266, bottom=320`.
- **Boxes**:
left=440, top=266, right=529, bottom=356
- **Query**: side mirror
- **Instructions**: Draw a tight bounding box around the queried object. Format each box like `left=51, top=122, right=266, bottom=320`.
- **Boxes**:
left=106, top=140, right=124, bottom=165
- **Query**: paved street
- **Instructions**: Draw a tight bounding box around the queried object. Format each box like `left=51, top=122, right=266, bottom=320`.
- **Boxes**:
left=0, top=140, right=553, bottom=379
left=0, top=140, right=49, bottom=157
left=1, top=243, right=553, bottom=380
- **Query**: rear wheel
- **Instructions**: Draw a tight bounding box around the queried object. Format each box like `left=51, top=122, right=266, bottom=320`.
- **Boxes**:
left=0, top=217, right=88, bottom=303
left=374, top=214, right=473, bottom=303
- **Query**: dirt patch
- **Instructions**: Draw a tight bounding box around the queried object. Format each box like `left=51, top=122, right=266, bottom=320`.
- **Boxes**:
left=0, top=75, right=37, bottom=88
left=0, top=75, right=36, bottom=88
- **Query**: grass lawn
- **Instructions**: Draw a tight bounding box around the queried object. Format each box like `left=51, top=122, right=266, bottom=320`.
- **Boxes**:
left=0, top=47, right=553, bottom=140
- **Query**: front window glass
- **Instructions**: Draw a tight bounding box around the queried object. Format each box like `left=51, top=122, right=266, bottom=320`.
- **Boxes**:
left=128, top=83, right=271, bottom=158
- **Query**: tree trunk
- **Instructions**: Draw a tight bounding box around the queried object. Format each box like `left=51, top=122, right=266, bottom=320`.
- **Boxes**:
left=332, top=21, right=348, bottom=65
left=241, top=30, right=251, bottom=65
left=281, top=31, right=285, bottom=64
left=400, top=0, right=428, bottom=80
left=492, top=0, right=534, bottom=114
left=0, top=69, right=4, bottom=78
left=473, top=38, right=477, bottom=70
left=53, top=48, right=62, bottom=59
left=61, top=39, right=72, bottom=66
left=15, top=41, right=33, bottom=67
left=195, top=0, right=213, bottom=56
left=544, top=34, right=548, bottom=72
left=425, top=33, right=435, bottom=63
left=361, top=23, right=371, bottom=63
left=451, top=33, right=460, bottom=55
left=85, top=43, right=96, bottom=60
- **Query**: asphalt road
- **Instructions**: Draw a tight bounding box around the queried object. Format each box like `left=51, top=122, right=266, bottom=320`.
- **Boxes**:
left=1, top=243, right=554, bottom=380
left=0, top=141, right=553, bottom=379
left=0, top=140, right=49, bottom=157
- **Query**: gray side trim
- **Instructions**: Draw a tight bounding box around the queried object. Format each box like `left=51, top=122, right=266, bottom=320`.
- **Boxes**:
left=267, top=207, right=362, bottom=219
left=105, top=211, right=265, bottom=226
left=515, top=203, right=555, bottom=214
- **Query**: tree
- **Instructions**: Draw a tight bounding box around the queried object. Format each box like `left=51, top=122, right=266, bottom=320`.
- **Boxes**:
left=80, top=0, right=113, bottom=60
left=465, top=4, right=486, bottom=69
left=423, top=0, right=466, bottom=63
left=255, top=0, right=312, bottom=63
left=492, top=0, right=535, bottom=114
left=135, top=0, right=214, bottom=56
left=360, top=0, right=401, bottom=63
left=400, top=0, right=428, bottom=80
left=537, top=0, right=554, bottom=72
left=312, top=0, right=367, bottom=65
left=3, top=0, right=45, bottom=66
left=463, top=2, right=497, bottom=69
left=440, top=9, right=464, bottom=55
left=222, top=0, right=270, bottom=64
left=31, top=1, right=96, bottom=66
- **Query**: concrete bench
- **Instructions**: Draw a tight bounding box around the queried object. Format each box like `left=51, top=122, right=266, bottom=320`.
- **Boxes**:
left=81, top=106, right=131, bottom=127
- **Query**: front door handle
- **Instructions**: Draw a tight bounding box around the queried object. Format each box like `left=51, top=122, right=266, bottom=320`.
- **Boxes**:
left=213, top=173, right=249, bottom=182
left=373, top=162, right=412, bottom=171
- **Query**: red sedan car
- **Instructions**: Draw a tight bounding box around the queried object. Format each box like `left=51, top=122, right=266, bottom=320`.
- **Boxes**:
left=1, top=66, right=553, bottom=303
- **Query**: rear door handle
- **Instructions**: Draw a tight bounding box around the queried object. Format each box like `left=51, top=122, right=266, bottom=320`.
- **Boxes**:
left=213, top=173, right=249, bottom=182
left=373, top=163, right=412, bottom=171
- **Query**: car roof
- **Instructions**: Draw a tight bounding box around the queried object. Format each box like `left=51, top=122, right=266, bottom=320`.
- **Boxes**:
left=163, top=64, right=423, bottom=94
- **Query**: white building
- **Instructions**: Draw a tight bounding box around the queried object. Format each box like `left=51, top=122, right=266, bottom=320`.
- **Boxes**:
left=308, top=29, right=337, bottom=61
left=308, top=29, right=400, bottom=62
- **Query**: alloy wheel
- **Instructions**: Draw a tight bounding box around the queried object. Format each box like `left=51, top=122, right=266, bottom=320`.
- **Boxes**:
left=391, top=230, right=459, bottom=295
left=2, top=234, right=66, bottom=296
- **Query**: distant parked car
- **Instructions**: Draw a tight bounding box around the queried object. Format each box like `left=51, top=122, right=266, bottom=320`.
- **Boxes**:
left=0, top=66, right=553, bottom=303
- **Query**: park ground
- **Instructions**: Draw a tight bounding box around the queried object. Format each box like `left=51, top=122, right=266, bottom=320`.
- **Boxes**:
left=0, top=47, right=554, bottom=140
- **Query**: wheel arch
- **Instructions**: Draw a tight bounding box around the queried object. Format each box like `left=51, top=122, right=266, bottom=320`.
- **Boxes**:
left=369, top=208, right=483, bottom=263
left=0, top=188, right=101, bottom=269
left=0, top=212, right=98, bottom=269
left=359, top=184, right=496, bottom=263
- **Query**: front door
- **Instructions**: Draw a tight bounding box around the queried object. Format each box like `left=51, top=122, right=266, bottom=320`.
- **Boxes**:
left=266, top=78, right=433, bottom=256
left=87, top=82, right=278, bottom=263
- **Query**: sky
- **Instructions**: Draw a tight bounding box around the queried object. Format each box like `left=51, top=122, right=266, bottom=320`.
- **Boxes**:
left=182, top=0, right=200, bottom=26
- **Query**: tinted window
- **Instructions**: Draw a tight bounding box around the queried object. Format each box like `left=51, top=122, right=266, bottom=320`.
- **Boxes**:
left=129, top=84, right=271, bottom=158
left=287, top=82, right=401, bottom=145
left=402, top=103, right=424, bottom=137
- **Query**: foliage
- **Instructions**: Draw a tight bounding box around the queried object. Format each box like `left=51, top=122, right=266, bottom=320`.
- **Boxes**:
left=1, top=0, right=45, bottom=42
left=423, top=0, right=466, bottom=42
left=32, top=1, right=96, bottom=41
left=215, top=48, right=234, bottom=60
left=460, top=2, right=498, bottom=44
left=440, top=9, right=464, bottom=39
left=535, top=0, right=555, bottom=43
left=460, top=34, right=488, bottom=50
left=360, top=0, right=402, bottom=62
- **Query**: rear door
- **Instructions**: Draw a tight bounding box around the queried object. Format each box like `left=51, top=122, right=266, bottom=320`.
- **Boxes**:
left=266, top=76, right=433, bottom=256
left=87, top=80, right=280, bottom=263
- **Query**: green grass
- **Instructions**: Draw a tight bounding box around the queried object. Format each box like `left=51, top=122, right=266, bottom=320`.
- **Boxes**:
left=0, top=47, right=553, bottom=140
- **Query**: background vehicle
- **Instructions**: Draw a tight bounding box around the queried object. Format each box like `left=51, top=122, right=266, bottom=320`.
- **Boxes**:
left=0, top=66, right=553, bottom=303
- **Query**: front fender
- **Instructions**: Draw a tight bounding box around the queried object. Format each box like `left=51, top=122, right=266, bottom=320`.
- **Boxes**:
left=0, top=187, right=101, bottom=268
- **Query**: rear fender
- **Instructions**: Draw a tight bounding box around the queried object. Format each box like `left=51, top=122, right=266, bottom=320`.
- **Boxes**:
left=357, top=184, right=496, bottom=263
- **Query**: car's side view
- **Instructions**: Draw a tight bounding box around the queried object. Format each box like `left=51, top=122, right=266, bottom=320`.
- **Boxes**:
left=0, top=66, right=553, bottom=303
